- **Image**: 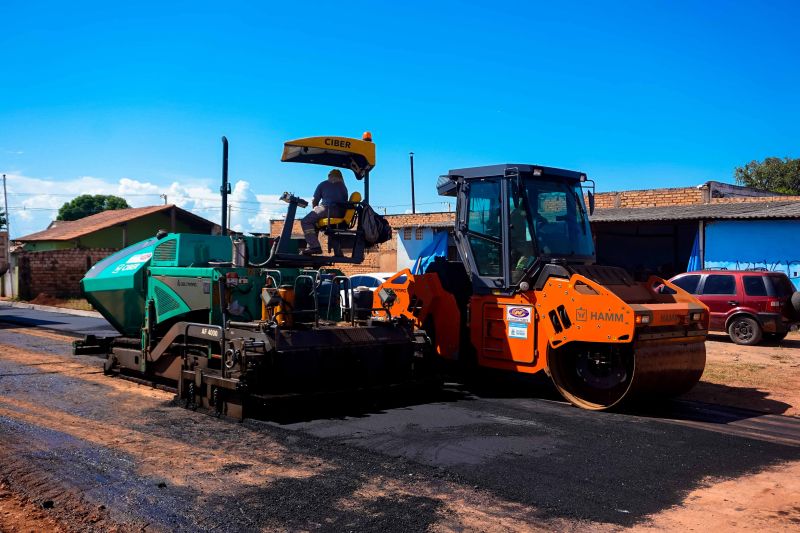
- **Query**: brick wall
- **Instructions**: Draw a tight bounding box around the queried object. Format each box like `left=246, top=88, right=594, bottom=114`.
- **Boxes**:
left=16, top=248, right=117, bottom=300
left=268, top=211, right=455, bottom=237
left=709, top=194, right=800, bottom=204
left=592, top=186, right=706, bottom=209
left=269, top=212, right=455, bottom=275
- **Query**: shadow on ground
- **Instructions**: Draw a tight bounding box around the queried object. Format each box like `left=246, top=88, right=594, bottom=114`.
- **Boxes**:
left=707, top=331, right=800, bottom=348
left=678, top=381, right=792, bottom=416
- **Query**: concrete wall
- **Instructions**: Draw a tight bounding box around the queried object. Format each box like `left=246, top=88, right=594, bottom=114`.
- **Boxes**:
left=397, top=227, right=436, bottom=271
left=704, top=219, right=800, bottom=289
left=15, top=248, right=117, bottom=299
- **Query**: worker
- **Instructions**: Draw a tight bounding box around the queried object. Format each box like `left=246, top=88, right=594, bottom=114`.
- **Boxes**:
left=301, top=169, right=348, bottom=255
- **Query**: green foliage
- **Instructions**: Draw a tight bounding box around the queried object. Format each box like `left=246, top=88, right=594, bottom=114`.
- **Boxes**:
left=57, top=194, right=130, bottom=221
left=734, top=157, right=800, bottom=195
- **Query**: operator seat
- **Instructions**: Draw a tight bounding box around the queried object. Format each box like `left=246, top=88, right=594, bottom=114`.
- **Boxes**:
left=315, top=191, right=362, bottom=229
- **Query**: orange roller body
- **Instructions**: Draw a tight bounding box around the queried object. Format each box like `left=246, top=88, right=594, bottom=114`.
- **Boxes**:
left=374, top=163, right=709, bottom=411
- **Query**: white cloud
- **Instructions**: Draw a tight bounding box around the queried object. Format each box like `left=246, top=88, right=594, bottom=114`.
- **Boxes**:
left=1, top=172, right=308, bottom=239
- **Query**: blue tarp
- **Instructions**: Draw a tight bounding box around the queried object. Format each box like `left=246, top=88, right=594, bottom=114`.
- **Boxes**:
left=412, top=231, right=448, bottom=275
left=686, top=230, right=702, bottom=272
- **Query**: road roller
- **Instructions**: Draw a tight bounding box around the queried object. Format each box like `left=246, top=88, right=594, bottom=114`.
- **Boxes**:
left=373, top=164, right=709, bottom=410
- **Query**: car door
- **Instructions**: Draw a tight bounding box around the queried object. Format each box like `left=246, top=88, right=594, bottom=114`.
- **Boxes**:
left=698, top=274, right=739, bottom=331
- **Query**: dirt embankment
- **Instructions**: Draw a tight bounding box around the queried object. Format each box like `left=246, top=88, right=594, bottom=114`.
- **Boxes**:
left=686, top=332, right=800, bottom=416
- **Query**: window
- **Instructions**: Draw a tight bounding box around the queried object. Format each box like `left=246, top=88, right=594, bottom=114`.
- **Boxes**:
left=766, top=274, right=795, bottom=297
left=415, top=227, right=424, bottom=240
left=467, top=181, right=502, bottom=237
left=403, top=227, right=412, bottom=240
left=673, top=274, right=701, bottom=294
left=743, top=276, right=767, bottom=296
left=466, top=180, right=502, bottom=277
left=702, top=275, right=736, bottom=295
left=468, top=235, right=502, bottom=276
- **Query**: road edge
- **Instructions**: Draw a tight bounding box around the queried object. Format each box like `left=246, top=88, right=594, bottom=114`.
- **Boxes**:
left=0, top=300, right=102, bottom=319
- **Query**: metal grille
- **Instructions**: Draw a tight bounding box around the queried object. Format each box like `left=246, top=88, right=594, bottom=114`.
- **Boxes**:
left=154, top=239, right=177, bottom=263
left=154, top=285, right=180, bottom=315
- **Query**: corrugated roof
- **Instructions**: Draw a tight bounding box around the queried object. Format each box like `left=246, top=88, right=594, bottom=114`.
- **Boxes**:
left=590, top=200, right=800, bottom=223
left=16, top=205, right=218, bottom=242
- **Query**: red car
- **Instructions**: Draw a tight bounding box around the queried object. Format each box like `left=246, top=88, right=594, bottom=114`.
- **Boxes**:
left=667, top=270, right=800, bottom=345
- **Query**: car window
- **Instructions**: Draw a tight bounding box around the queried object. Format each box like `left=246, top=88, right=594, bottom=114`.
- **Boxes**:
left=767, top=274, right=795, bottom=297
left=349, top=276, right=365, bottom=287
left=743, top=276, right=767, bottom=296
left=702, top=274, right=736, bottom=295
left=367, top=277, right=382, bottom=288
left=672, top=274, right=701, bottom=294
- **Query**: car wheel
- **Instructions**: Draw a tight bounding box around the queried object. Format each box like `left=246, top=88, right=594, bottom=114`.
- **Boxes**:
left=728, top=316, right=762, bottom=345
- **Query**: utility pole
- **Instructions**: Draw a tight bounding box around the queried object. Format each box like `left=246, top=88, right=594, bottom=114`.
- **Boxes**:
left=409, top=152, right=416, bottom=214
left=2, top=174, right=8, bottom=237
left=2, top=174, right=9, bottom=297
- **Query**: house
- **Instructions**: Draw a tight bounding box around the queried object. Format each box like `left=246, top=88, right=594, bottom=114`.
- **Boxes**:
left=13, top=205, right=220, bottom=299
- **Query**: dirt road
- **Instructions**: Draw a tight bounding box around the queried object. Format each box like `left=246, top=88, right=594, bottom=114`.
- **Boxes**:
left=1, top=324, right=799, bottom=531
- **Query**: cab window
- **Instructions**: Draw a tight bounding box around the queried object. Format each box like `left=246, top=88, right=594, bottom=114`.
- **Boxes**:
left=702, top=274, right=736, bottom=295
left=466, top=180, right=502, bottom=277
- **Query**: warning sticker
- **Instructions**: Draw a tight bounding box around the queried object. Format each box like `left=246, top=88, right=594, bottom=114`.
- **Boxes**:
left=508, top=321, right=528, bottom=339
left=127, top=253, right=153, bottom=264
left=506, top=306, right=532, bottom=323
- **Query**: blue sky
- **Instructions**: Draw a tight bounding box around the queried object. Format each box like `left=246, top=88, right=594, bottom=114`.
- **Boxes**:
left=1, top=1, right=798, bottom=238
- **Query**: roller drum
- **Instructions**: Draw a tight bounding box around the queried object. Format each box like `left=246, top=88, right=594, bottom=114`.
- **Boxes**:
left=548, top=338, right=706, bottom=410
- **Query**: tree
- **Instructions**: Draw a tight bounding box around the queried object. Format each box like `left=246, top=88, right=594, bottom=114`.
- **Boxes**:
left=0, top=211, right=6, bottom=231
left=734, top=157, right=800, bottom=195
left=57, top=195, right=130, bottom=221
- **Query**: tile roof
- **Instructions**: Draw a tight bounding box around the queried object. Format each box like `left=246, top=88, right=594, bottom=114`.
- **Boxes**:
left=15, top=205, right=218, bottom=242
left=590, top=200, right=800, bottom=223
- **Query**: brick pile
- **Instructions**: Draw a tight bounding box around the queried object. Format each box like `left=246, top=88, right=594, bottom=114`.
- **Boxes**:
left=16, top=248, right=117, bottom=300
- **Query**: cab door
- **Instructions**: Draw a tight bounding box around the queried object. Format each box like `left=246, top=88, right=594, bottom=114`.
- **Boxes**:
left=455, top=178, right=508, bottom=293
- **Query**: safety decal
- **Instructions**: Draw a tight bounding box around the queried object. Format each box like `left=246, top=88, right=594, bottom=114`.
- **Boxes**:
left=508, top=321, right=528, bottom=339
left=127, top=253, right=153, bottom=264
left=506, top=306, right=532, bottom=323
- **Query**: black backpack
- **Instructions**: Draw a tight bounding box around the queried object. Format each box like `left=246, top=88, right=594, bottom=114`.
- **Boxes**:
left=360, top=205, right=392, bottom=245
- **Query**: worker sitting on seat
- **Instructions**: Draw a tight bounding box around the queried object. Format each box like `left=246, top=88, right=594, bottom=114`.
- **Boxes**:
left=301, top=169, right=348, bottom=255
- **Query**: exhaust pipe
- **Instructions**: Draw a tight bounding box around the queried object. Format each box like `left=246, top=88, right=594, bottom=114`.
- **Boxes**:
left=221, top=136, right=229, bottom=236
